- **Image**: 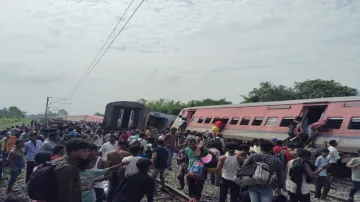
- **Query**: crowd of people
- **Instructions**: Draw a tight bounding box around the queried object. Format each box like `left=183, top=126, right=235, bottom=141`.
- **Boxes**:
left=0, top=118, right=359, bottom=202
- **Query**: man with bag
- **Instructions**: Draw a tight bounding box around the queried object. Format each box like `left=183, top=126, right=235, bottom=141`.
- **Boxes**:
left=240, top=140, right=283, bottom=202
left=185, top=139, right=208, bottom=201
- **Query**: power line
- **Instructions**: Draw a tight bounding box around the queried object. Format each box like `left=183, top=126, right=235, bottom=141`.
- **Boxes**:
left=68, top=0, right=142, bottom=99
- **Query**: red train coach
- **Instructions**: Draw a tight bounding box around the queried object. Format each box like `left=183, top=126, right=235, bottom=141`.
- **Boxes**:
left=172, top=96, right=360, bottom=153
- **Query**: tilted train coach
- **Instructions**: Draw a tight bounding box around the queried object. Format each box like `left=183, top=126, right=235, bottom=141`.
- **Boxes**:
left=172, top=96, right=360, bottom=154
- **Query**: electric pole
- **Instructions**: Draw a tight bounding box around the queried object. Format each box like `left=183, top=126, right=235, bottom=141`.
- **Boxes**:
left=44, top=97, right=71, bottom=122
left=44, top=96, right=49, bottom=122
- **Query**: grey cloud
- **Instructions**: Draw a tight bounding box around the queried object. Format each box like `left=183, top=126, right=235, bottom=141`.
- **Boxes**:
left=0, top=0, right=360, bottom=114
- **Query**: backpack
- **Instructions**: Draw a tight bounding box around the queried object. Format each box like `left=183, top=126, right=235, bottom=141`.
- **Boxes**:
left=187, top=160, right=206, bottom=179
left=275, top=149, right=287, bottom=165
left=206, top=153, right=218, bottom=168
left=234, top=160, right=277, bottom=187
left=27, top=160, right=64, bottom=200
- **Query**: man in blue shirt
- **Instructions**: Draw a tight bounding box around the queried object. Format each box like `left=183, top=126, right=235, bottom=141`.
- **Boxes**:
left=314, top=148, right=330, bottom=200
left=24, top=132, right=42, bottom=182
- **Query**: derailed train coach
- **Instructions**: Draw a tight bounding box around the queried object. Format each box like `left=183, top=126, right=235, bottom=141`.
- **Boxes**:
left=103, top=101, right=150, bottom=131
left=172, top=96, right=360, bottom=154
left=102, top=101, right=175, bottom=132
left=147, top=112, right=176, bottom=131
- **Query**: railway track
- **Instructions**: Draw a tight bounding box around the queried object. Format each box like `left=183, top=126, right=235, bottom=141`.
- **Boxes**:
left=309, top=188, right=348, bottom=202
left=154, top=178, right=190, bottom=202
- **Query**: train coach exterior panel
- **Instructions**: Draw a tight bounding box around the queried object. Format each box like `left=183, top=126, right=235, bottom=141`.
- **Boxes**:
left=172, top=96, right=360, bottom=154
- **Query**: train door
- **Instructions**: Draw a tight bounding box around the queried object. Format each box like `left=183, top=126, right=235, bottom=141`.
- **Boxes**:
left=301, top=105, right=328, bottom=129
left=186, top=110, right=196, bottom=121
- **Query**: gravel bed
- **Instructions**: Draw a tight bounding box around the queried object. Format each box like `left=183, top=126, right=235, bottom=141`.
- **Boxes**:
left=0, top=169, right=31, bottom=202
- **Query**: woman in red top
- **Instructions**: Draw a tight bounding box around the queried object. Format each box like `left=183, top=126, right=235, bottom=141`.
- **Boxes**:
left=51, top=145, right=65, bottom=160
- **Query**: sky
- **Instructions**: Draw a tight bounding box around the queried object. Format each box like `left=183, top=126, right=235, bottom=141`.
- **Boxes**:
left=0, top=0, right=359, bottom=115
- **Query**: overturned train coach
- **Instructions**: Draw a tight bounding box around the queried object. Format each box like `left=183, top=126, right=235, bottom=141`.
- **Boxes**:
left=103, top=101, right=150, bottom=131
left=102, top=101, right=175, bottom=132
left=172, top=96, right=360, bottom=155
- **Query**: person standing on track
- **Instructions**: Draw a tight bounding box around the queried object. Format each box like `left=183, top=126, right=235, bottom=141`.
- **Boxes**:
left=164, top=127, right=177, bottom=170
left=87, top=143, right=109, bottom=202
left=243, top=140, right=283, bottom=202
left=151, top=139, right=168, bottom=193
left=49, top=138, right=90, bottom=202
left=185, top=138, right=208, bottom=201
left=346, top=150, right=360, bottom=202
left=327, top=139, right=340, bottom=184
left=314, top=148, right=330, bottom=200
left=113, top=158, right=155, bottom=202
left=7, top=140, right=25, bottom=194
left=106, top=141, right=129, bottom=202
left=24, top=132, right=42, bottom=182
left=217, top=143, right=245, bottom=202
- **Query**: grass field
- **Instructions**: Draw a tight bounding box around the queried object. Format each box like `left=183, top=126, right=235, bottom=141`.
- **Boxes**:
left=0, top=118, right=32, bottom=130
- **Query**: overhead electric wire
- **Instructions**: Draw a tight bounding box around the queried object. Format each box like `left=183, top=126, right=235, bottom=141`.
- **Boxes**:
left=68, top=0, right=142, bottom=99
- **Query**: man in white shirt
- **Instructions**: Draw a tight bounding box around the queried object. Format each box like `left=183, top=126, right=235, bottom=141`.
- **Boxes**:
left=346, top=150, right=360, bottom=202
left=327, top=139, right=340, bottom=183
left=121, top=145, right=142, bottom=176
left=104, top=130, right=115, bottom=143
left=138, top=133, right=148, bottom=152
left=99, top=134, right=117, bottom=160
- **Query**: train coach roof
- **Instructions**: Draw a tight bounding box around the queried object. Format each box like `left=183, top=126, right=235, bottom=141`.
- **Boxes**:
left=105, top=101, right=147, bottom=110
left=184, top=96, right=360, bottom=110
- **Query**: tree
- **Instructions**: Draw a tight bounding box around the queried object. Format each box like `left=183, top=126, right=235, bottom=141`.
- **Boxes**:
left=241, top=82, right=296, bottom=103
left=294, top=79, right=359, bottom=99
left=142, top=98, right=232, bottom=115
left=241, top=80, right=359, bottom=103
left=7, top=106, right=25, bottom=118
left=94, top=112, right=104, bottom=117
left=57, top=109, right=68, bottom=117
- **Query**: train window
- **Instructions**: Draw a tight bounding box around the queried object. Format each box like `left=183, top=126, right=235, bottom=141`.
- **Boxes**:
left=252, top=117, right=264, bottom=126
left=212, top=117, right=221, bottom=124
left=191, top=116, right=198, bottom=123
left=230, top=117, right=240, bottom=125
left=265, top=117, right=278, bottom=126
left=197, top=117, right=205, bottom=123
left=204, top=117, right=212, bottom=124
left=222, top=117, right=230, bottom=124
left=326, top=117, right=343, bottom=129
left=348, top=117, right=360, bottom=130
left=279, top=117, right=295, bottom=127
left=240, top=117, right=251, bottom=125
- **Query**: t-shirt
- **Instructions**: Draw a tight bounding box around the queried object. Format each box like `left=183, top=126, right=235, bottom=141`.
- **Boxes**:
left=209, top=148, right=220, bottom=159
left=19, top=133, right=30, bottom=142
left=99, top=142, right=117, bottom=160
left=153, top=147, right=168, bottom=169
left=347, top=157, right=360, bottom=182
left=185, top=147, right=208, bottom=170
left=315, top=156, right=328, bottom=177
left=122, top=156, right=142, bottom=176
left=272, top=146, right=287, bottom=155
